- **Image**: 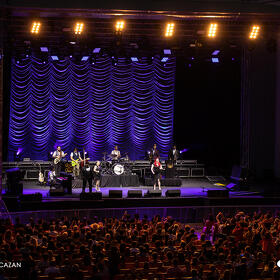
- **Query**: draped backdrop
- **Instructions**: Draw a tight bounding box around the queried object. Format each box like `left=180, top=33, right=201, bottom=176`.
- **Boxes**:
left=8, top=55, right=175, bottom=161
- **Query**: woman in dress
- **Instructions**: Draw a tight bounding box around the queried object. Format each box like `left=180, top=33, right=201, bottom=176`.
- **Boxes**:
left=93, top=161, right=101, bottom=191
left=151, top=157, right=163, bottom=190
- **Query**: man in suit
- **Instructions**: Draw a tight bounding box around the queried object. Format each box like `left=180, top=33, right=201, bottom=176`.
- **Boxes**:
left=81, top=163, right=93, bottom=193
left=168, top=145, right=180, bottom=162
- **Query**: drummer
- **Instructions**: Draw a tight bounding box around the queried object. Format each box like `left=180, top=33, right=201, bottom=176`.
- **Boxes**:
left=111, top=145, right=121, bottom=164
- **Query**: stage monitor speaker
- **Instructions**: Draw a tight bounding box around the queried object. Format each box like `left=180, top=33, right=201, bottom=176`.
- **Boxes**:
left=127, top=190, right=142, bottom=198
left=49, top=188, right=65, bottom=196
left=109, top=190, right=122, bottom=198
left=146, top=190, right=162, bottom=197
left=207, top=189, right=229, bottom=198
left=165, top=189, right=181, bottom=197
left=19, top=193, right=42, bottom=202
left=80, top=192, right=102, bottom=200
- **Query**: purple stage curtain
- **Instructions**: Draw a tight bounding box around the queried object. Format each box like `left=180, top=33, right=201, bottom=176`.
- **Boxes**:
left=8, top=55, right=175, bottom=160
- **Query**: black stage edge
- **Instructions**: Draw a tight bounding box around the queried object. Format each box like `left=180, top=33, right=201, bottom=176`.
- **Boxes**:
left=3, top=196, right=280, bottom=212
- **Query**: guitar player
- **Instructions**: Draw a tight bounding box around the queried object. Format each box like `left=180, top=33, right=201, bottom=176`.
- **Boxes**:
left=53, top=146, right=67, bottom=177
left=70, top=147, right=83, bottom=179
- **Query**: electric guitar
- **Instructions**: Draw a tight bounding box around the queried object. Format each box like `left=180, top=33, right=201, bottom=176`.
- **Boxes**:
left=71, top=159, right=80, bottom=167
left=80, top=147, right=90, bottom=168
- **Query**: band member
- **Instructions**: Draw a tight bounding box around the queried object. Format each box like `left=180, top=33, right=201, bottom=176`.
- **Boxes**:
left=47, top=166, right=56, bottom=189
left=52, top=146, right=67, bottom=177
left=111, top=145, right=121, bottom=163
left=168, top=145, right=180, bottom=162
left=149, top=144, right=160, bottom=163
left=93, top=161, right=101, bottom=191
left=81, top=163, right=93, bottom=193
left=70, top=147, right=82, bottom=179
left=151, top=157, right=163, bottom=190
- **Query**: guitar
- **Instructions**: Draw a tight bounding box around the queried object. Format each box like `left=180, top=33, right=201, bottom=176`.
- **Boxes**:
left=80, top=147, right=90, bottom=168
left=71, top=159, right=80, bottom=167
left=54, top=151, right=67, bottom=164
left=38, top=163, right=44, bottom=183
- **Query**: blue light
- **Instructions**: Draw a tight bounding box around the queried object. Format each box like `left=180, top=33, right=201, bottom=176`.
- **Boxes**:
left=163, top=49, right=171, bottom=55
left=40, top=47, right=48, bottom=52
left=93, top=48, right=101, bottom=54
left=81, top=56, right=89, bottom=61
left=51, top=56, right=59, bottom=61
left=212, top=50, right=220, bottom=56
left=212, top=57, right=219, bottom=63
left=131, top=57, right=138, bottom=62
left=161, top=57, right=168, bottom=63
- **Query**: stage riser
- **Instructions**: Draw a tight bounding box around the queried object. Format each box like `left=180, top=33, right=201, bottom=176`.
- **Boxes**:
left=3, top=161, right=205, bottom=181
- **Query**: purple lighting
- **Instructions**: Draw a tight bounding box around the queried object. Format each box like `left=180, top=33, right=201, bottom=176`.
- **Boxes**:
left=163, top=49, right=171, bottom=55
left=212, top=50, right=220, bottom=56
left=16, top=148, right=23, bottom=155
left=212, top=57, right=219, bottom=63
left=161, top=57, right=168, bottom=63
left=40, top=47, right=48, bottom=52
left=93, top=48, right=101, bottom=54
left=8, top=55, right=175, bottom=160
left=180, top=148, right=189, bottom=154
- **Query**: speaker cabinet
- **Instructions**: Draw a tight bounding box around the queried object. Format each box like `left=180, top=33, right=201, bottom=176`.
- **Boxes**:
left=207, top=189, right=229, bottom=198
left=109, top=190, right=122, bottom=198
left=165, top=189, right=181, bottom=197
left=80, top=192, right=102, bottom=200
left=146, top=190, right=162, bottom=197
left=127, top=190, right=142, bottom=198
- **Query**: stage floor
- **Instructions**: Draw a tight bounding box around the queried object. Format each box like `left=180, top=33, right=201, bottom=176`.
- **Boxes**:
left=16, top=178, right=261, bottom=200
left=3, top=178, right=272, bottom=212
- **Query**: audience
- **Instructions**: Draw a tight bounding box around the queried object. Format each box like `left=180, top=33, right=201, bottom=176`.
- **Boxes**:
left=0, top=211, right=280, bottom=279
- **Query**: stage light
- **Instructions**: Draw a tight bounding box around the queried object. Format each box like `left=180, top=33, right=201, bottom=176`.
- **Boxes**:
left=81, top=56, right=89, bottom=61
left=51, top=56, right=59, bottom=61
left=93, top=48, right=101, bottom=54
left=31, top=22, right=41, bottom=34
left=131, top=57, right=138, bottom=62
left=212, top=50, right=220, bottom=55
left=115, top=20, right=125, bottom=32
left=161, top=57, right=168, bottom=63
left=74, top=22, right=84, bottom=35
left=249, top=25, right=260, bottom=39
left=40, top=47, right=48, bottom=52
left=212, top=57, right=219, bottom=63
left=165, top=23, right=175, bottom=37
left=208, top=23, right=217, bottom=38
left=69, top=41, right=76, bottom=45
left=163, top=49, right=171, bottom=55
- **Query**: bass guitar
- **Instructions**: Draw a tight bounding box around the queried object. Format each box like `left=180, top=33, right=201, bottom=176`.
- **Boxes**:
left=80, top=147, right=90, bottom=168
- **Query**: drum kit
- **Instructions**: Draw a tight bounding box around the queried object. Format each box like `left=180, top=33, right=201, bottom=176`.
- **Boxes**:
left=101, top=152, right=132, bottom=175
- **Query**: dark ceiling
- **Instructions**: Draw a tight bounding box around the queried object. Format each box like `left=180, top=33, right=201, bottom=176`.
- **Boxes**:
left=0, top=2, right=279, bottom=59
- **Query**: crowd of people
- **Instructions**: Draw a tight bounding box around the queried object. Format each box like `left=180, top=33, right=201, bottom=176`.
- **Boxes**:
left=0, top=210, right=280, bottom=279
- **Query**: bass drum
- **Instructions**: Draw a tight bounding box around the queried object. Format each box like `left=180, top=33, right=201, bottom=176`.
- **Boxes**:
left=113, top=164, right=124, bottom=175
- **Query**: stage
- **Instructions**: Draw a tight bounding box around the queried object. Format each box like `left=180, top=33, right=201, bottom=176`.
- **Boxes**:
left=3, top=177, right=275, bottom=212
